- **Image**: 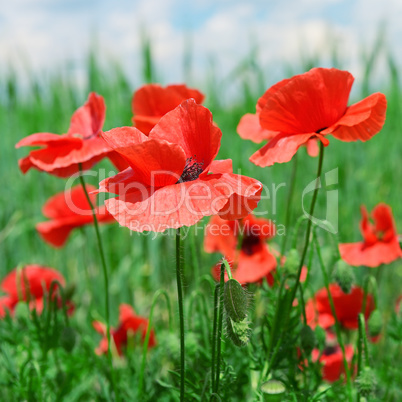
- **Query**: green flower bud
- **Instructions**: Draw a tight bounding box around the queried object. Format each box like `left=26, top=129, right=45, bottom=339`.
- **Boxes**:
left=225, top=316, right=250, bottom=347
left=260, top=379, right=286, bottom=401
left=60, top=327, right=76, bottom=352
left=355, top=367, right=376, bottom=397
left=224, top=279, right=248, bottom=323
left=368, top=310, right=382, bottom=338
left=300, top=325, right=316, bottom=354
left=283, top=249, right=300, bottom=277
left=332, top=260, right=355, bottom=294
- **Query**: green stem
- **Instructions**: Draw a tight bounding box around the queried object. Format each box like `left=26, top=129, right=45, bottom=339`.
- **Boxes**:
left=138, top=289, right=172, bottom=396
left=176, top=228, right=185, bottom=402
left=211, top=281, right=220, bottom=392
left=78, top=166, right=118, bottom=401
left=214, top=263, right=225, bottom=393
left=314, top=234, right=353, bottom=401
left=280, top=153, right=298, bottom=257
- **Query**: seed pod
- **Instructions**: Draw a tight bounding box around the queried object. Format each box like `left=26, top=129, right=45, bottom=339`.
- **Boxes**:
left=332, top=260, right=355, bottom=294
left=283, top=249, right=300, bottom=277
left=224, top=278, right=248, bottom=323
left=300, top=325, right=316, bottom=355
left=60, top=326, right=76, bottom=352
left=225, top=316, right=250, bottom=347
left=368, top=310, right=382, bottom=338
left=260, top=379, right=286, bottom=401
left=355, top=366, right=376, bottom=397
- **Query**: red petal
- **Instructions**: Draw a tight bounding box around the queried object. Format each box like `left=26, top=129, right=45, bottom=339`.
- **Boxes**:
left=306, top=139, right=319, bottom=157
left=250, top=133, right=319, bottom=167
left=102, top=127, right=186, bottom=187
left=15, top=133, right=81, bottom=148
left=119, top=304, right=136, bottom=322
left=372, top=203, right=397, bottom=241
left=37, top=220, right=78, bottom=248
left=207, top=159, right=233, bottom=174
left=67, top=92, right=105, bottom=138
left=204, top=215, right=238, bottom=257
left=149, top=99, right=221, bottom=174
left=42, top=184, right=97, bottom=219
left=92, top=320, right=107, bottom=335
left=323, top=93, right=387, bottom=141
left=132, top=84, right=205, bottom=134
left=339, top=241, right=402, bottom=267
left=259, top=68, right=353, bottom=134
left=237, top=113, right=277, bottom=143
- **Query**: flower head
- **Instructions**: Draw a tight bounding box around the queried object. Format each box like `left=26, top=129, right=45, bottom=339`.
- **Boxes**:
left=339, top=203, right=402, bottom=267
left=93, top=304, right=156, bottom=356
left=306, top=284, right=374, bottom=330
left=0, top=265, right=73, bottom=317
left=36, top=184, right=115, bottom=248
left=98, top=99, right=262, bottom=232
left=132, top=84, right=205, bottom=135
left=241, top=68, right=387, bottom=167
left=16, top=92, right=128, bottom=177
left=205, top=214, right=277, bottom=284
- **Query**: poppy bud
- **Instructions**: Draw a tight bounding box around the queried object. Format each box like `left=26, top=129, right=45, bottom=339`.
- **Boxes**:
left=355, top=366, right=376, bottom=397
left=224, top=279, right=249, bottom=323
left=300, top=325, right=316, bottom=354
left=332, top=260, right=355, bottom=294
left=260, top=379, right=286, bottom=401
left=60, top=326, right=76, bottom=352
left=283, top=249, right=300, bottom=277
left=225, top=316, right=250, bottom=347
left=368, top=310, right=382, bottom=338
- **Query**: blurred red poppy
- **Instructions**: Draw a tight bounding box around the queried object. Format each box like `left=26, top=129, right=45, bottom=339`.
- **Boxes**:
left=306, top=284, right=374, bottom=330
left=339, top=203, right=402, bottom=267
left=312, top=344, right=354, bottom=382
left=93, top=304, right=156, bottom=356
left=205, top=214, right=277, bottom=284
left=36, top=184, right=115, bottom=248
left=16, top=92, right=128, bottom=177
left=0, top=265, right=73, bottom=317
left=132, top=84, right=205, bottom=135
left=243, top=68, right=387, bottom=167
left=98, top=99, right=262, bottom=232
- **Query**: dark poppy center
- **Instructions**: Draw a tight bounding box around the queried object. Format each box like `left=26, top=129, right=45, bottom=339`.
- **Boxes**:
left=177, top=156, right=204, bottom=183
left=316, top=127, right=328, bottom=134
left=241, top=234, right=261, bottom=255
left=323, top=345, right=337, bottom=356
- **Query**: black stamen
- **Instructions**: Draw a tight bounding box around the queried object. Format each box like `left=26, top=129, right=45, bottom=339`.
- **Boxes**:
left=177, top=156, right=204, bottom=183
left=241, top=234, right=261, bottom=255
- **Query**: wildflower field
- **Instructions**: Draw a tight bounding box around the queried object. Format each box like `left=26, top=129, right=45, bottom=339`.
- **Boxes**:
left=0, top=43, right=401, bottom=401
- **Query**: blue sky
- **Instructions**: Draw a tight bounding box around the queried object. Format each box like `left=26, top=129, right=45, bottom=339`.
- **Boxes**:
left=1, top=0, right=401, bottom=89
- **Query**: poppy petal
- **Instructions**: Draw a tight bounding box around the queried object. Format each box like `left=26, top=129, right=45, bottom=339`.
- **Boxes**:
left=259, top=68, right=353, bottom=134
left=149, top=99, right=221, bottom=174
left=322, top=93, right=387, bottom=141
left=250, top=133, right=320, bottom=167
left=237, top=113, right=277, bottom=143
left=67, top=92, right=106, bottom=138
left=15, top=133, right=81, bottom=148
left=206, top=159, right=233, bottom=175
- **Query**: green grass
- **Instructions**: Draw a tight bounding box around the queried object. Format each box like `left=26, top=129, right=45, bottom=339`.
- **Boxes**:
left=0, top=41, right=401, bottom=401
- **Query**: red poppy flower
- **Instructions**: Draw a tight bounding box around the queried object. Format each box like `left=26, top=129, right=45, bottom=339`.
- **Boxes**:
left=132, top=84, right=205, bottom=135
left=244, top=68, right=387, bottom=167
left=312, top=344, right=354, bottom=382
left=98, top=99, right=262, bottom=232
left=205, top=214, right=277, bottom=284
left=16, top=92, right=128, bottom=178
left=36, top=184, right=115, bottom=248
left=339, top=203, right=402, bottom=267
left=93, top=304, right=156, bottom=356
left=0, top=265, right=73, bottom=317
left=306, top=284, right=374, bottom=330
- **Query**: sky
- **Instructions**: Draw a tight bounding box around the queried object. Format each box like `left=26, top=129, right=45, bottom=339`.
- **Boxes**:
left=1, top=0, right=401, bottom=91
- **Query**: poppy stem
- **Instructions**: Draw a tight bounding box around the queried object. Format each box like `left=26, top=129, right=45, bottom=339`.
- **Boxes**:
left=78, top=166, right=119, bottom=402
left=214, top=262, right=225, bottom=394
left=314, top=233, right=353, bottom=402
left=175, top=228, right=185, bottom=402
left=280, top=152, right=298, bottom=257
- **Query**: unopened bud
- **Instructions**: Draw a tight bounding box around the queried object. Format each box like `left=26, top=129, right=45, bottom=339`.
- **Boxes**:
left=260, top=379, right=286, bottom=401
left=224, top=279, right=249, bottom=323
left=355, top=366, right=376, bottom=397
left=283, top=249, right=300, bottom=277
left=332, top=260, right=354, bottom=294
left=300, top=325, right=316, bottom=354
left=368, top=310, right=382, bottom=338
left=225, top=316, right=250, bottom=347
left=60, top=327, right=76, bottom=352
